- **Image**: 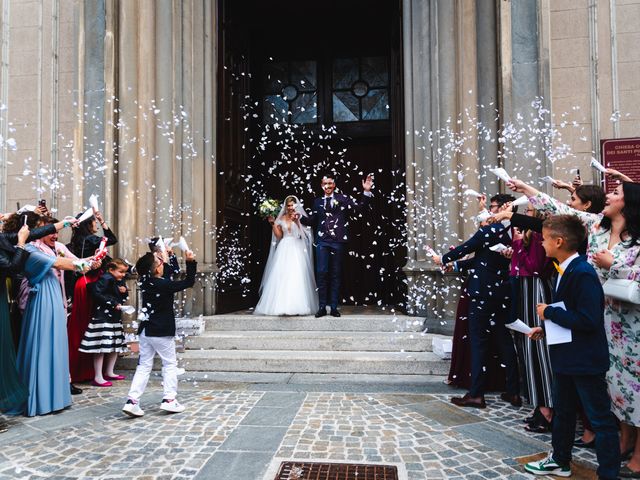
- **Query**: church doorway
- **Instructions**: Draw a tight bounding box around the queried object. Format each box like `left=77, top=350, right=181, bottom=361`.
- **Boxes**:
left=216, top=0, right=406, bottom=313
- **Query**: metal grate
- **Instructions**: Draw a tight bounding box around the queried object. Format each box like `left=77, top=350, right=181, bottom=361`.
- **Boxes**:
left=275, top=462, right=398, bottom=480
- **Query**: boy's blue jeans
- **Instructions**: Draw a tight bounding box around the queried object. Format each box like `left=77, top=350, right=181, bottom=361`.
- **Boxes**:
left=551, top=372, right=619, bottom=480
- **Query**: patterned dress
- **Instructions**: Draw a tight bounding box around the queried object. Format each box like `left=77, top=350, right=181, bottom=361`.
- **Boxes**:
left=530, top=192, right=640, bottom=426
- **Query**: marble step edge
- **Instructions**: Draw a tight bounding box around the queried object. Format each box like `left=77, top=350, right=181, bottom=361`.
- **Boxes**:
left=117, top=350, right=449, bottom=375
left=202, top=316, right=426, bottom=332
left=184, top=330, right=443, bottom=352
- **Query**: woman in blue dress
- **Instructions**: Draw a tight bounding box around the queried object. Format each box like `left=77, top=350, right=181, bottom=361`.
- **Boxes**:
left=11, top=243, right=90, bottom=416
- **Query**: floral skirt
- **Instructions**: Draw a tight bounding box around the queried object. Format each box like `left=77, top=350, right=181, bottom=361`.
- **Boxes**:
left=604, top=302, right=640, bottom=426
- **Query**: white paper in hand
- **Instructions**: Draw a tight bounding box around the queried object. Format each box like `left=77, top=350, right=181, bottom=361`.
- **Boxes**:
left=88, top=194, right=99, bottom=212
left=120, top=305, right=136, bottom=315
left=17, top=204, right=37, bottom=214
left=177, top=236, right=190, bottom=253
left=539, top=176, right=555, bottom=184
left=77, top=207, right=94, bottom=223
left=590, top=157, right=607, bottom=173
left=425, top=245, right=439, bottom=257
left=506, top=319, right=532, bottom=335
left=489, top=243, right=509, bottom=253
left=463, top=188, right=483, bottom=198
left=511, top=196, right=530, bottom=207
left=489, top=167, right=512, bottom=183
left=475, top=210, right=491, bottom=223
left=544, top=301, right=572, bottom=345
left=156, top=235, right=167, bottom=257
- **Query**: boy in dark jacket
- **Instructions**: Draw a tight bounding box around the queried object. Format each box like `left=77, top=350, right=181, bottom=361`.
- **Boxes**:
left=122, top=249, right=197, bottom=417
left=524, top=215, right=619, bottom=479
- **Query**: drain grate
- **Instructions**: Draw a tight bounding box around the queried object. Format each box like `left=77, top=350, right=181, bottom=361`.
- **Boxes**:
left=275, top=462, right=398, bottom=480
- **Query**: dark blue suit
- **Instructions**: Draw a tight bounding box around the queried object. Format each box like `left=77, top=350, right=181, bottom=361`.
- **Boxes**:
left=301, top=193, right=371, bottom=309
left=442, top=224, right=519, bottom=397
left=542, top=255, right=618, bottom=479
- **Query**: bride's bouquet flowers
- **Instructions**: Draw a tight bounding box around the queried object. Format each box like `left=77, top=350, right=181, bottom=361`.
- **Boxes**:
left=258, top=198, right=281, bottom=219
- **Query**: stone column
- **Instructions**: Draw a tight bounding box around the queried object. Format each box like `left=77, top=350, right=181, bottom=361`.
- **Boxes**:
left=476, top=0, right=499, bottom=194
left=154, top=0, right=173, bottom=235
left=403, top=0, right=501, bottom=333
left=81, top=0, right=107, bottom=204
left=114, top=0, right=139, bottom=261
left=499, top=0, right=549, bottom=183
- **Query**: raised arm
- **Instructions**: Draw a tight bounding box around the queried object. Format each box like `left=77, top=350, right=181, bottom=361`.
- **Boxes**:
left=509, top=178, right=599, bottom=229
left=509, top=212, right=543, bottom=233
left=441, top=227, right=489, bottom=265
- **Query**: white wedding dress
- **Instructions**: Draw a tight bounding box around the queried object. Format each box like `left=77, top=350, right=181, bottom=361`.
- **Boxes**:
left=254, top=215, right=319, bottom=316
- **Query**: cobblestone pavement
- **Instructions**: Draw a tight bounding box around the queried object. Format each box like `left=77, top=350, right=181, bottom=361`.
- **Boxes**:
left=0, top=378, right=599, bottom=480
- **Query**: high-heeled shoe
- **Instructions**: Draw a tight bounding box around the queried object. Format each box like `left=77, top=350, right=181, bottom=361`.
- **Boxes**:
left=524, top=414, right=552, bottom=433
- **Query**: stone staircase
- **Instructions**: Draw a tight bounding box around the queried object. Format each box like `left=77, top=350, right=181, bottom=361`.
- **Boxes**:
left=118, top=308, right=451, bottom=377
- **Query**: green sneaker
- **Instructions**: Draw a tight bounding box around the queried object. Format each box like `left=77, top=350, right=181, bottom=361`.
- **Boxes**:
left=524, top=452, right=571, bottom=477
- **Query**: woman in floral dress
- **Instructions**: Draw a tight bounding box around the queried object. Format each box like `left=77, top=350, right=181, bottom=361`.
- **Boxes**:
left=510, top=178, right=640, bottom=475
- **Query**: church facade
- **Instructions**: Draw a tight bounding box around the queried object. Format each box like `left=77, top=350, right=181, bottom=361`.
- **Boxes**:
left=1, top=0, right=638, bottom=329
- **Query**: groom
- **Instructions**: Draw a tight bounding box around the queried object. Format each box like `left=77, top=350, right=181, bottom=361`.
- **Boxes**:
left=300, top=173, right=373, bottom=317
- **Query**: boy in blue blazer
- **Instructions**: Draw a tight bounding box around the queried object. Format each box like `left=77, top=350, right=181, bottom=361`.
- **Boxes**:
left=524, top=215, right=619, bottom=479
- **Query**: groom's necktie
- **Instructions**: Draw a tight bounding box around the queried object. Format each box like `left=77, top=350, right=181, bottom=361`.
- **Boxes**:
left=324, top=197, right=330, bottom=210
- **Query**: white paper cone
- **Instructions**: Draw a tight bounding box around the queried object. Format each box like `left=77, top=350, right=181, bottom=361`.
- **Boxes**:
left=178, top=236, right=190, bottom=252
left=489, top=243, right=509, bottom=253
left=511, top=196, right=530, bottom=207
left=590, top=157, right=607, bottom=173
left=539, top=176, right=555, bottom=184
left=88, top=194, right=99, bottom=212
left=156, top=235, right=167, bottom=256
left=77, top=207, right=94, bottom=223
left=16, top=204, right=37, bottom=214
left=475, top=210, right=492, bottom=223
left=120, top=305, right=136, bottom=315
left=463, top=188, right=483, bottom=198
left=489, top=167, right=512, bottom=183
left=425, top=245, right=439, bottom=257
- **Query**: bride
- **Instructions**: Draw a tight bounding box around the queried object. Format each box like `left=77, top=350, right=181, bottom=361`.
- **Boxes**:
left=254, top=195, right=319, bottom=316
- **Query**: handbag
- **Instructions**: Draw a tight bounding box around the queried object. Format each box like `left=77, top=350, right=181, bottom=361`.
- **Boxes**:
left=602, top=278, right=640, bottom=304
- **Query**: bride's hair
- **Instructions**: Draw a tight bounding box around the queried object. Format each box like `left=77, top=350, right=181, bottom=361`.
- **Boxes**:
left=282, top=196, right=298, bottom=216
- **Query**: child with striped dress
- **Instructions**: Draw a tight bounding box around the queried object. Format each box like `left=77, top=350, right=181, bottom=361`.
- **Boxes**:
left=79, top=258, right=129, bottom=386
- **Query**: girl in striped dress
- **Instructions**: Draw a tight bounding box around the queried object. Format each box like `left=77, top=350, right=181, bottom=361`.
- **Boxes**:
left=79, top=259, right=129, bottom=386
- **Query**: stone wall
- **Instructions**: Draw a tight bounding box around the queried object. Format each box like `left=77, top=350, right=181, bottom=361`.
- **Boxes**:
left=547, top=0, right=640, bottom=184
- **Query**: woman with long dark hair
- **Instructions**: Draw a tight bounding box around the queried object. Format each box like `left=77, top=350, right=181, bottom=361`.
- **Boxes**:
left=0, top=224, right=30, bottom=431
left=66, top=210, right=118, bottom=384
left=510, top=178, right=640, bottom=476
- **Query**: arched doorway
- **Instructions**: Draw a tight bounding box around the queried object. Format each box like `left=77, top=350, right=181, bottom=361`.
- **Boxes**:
left=216, top=0, right=406, bottom=313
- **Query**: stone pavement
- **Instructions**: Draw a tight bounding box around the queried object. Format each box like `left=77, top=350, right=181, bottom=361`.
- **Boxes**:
left=0, top=375, right=600, bottom=480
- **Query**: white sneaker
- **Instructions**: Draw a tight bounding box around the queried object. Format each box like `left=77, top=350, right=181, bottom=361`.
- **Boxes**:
left=160, top=399, right=185, bottom=413
left=122, top=400, right=144, bottom=417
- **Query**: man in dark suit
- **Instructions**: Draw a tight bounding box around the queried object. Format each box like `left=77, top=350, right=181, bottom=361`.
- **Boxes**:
left=300, top=173, right=373, bottom=317
left=434, top=194, right=521, bottom=408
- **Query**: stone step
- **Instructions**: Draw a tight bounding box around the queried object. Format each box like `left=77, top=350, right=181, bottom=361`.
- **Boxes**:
left=185, top=330, right=439, bottom=352
left=201, top=314, right=425, bottom=332
left=118, top=349, right=449, bottom=375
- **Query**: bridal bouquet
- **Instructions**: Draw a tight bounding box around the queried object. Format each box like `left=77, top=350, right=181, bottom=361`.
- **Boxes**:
left=258, top=198, right=281, bottom=219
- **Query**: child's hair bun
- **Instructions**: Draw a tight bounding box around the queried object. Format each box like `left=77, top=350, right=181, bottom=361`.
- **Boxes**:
left=134, top=252, right=156, bottom=277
